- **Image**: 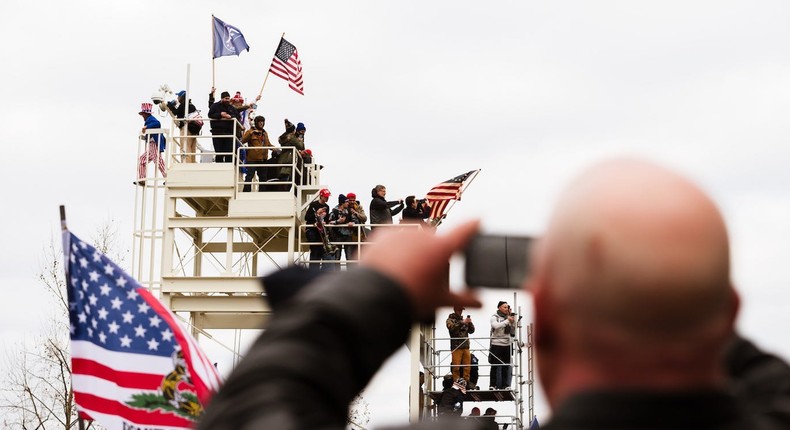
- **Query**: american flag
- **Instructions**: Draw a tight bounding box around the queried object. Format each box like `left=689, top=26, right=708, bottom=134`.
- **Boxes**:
left=65, top=231, right=222, bottom=429
left=425, top=170, right=478, bottom=220
left=268, top=37, right=304, bottom=95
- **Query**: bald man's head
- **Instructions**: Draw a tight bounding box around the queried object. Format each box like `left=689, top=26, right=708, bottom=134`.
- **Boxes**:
left=530, top=159, right=738, bottom=404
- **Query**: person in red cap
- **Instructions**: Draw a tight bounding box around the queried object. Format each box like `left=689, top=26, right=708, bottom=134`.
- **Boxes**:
left=346, top=192, right=368, bottom=244
left=304, top=189, right=333, bottom=269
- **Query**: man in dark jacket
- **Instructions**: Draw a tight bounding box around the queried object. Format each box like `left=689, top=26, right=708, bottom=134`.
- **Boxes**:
left=207, top=91, right=240, bottom=163
left=369, top=184, right=404, bottom=228
left=446, top=306, right=475, bottom=386
left=402, top=195, right=432, bottom=226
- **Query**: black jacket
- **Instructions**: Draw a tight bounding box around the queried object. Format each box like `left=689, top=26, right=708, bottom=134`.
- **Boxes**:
left=369, top=195, right=404, bottom=226
left=207, top=101, right=240, bottom=134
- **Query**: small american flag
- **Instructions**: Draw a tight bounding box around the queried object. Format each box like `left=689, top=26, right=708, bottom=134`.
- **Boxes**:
left=268, top=37, right=304, bottom=95
left=65, top=231, right=221, bottom=429
left=426, top=170, right=478, bottom=220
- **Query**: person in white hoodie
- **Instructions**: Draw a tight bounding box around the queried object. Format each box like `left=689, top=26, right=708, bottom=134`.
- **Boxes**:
left=489, top=301, right=516, bottom=390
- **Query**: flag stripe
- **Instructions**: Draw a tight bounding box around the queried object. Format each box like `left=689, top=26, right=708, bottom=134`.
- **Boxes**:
left=73, top=392, right=193, bottom=427
left=72, top=374, right=158, bottom=404
left=72, top=358, right=164, bottom=389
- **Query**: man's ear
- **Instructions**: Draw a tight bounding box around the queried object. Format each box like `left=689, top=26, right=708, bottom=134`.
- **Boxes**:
left=726, top=285, right=740, bottom=328
left=532, top=284, right=555, bottom=351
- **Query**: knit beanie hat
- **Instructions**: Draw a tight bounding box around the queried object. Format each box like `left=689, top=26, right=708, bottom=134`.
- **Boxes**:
left=296, top=122, right=306, bottom=132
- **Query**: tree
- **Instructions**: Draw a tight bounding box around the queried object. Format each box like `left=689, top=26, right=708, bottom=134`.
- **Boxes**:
left=1, top=221, right=126, bottom=429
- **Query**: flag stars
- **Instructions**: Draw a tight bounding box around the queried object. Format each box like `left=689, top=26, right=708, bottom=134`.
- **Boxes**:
left=91, top=318, right=98, bottom=329
left=122, top=311, right=134, bottom=324
left=119, top=335, right=132, bottom=348
left=78, top=290, right=85, bottom=300
left=70, top=253, right=76, bottom=264
left=147, top=338, right=160, bottom=351
left=97, top=307, right=108, bottom=320
left=99, top=332, right=107, bottom=344
left=70, top=323, right=76, bottom=335
left=138, top=302, right=150, bottom=314
left=87, top=327, right=93, bottom=337
left=161, top=329, right=173, bottom=342
left=83, top=304, right=91, bottom=315
left=110, top=297, right=123, bottom=310
left=99, top=283, right=111, bottom=296
left=103, top=263, right=114, bottom=276
left=107, top=321, right=120, bottom=334
left=127, top=289, right=138, bottom=301
left=149, top=315, right=162, bottom=328
left=134, top=324, right=147, bottom=338
left=93, top=251, right=102, bottom=262
left=79, top=241, right=87, bottom=249
left=79, top=257, right=88, bottom=268
left=88, top=271, right=100, bottom=282
left=78, top=312, right=87, bottom=323
left=81, top=280, right=89, bottom=291
left=88, top=294, right=98, bottom=306
left=116, top=277, right=127, bottom=288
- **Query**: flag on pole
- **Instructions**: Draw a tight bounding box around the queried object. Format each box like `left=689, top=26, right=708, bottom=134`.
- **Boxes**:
left=425, top=170, right=478, bottom=220
left=268, top=37, right=304, bottom=95
left=212, top=16, right=250, bottom=58
left=65, top=231, right=222, bottom=429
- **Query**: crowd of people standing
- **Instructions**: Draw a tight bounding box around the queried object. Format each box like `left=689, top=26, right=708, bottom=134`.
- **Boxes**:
left=135, top=87, right=312, bottom=188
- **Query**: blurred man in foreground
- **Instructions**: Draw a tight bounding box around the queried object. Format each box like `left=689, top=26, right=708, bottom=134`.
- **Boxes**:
left=199, top=158, right=772, bottom=429
left=526, top=159, right=745, bottom=428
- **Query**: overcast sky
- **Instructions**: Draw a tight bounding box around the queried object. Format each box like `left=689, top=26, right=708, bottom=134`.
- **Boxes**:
left=2, top=0, right=789, bottom=427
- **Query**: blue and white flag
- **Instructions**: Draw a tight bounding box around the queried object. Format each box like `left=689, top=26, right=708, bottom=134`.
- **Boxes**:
left=212, top=16, right=250, bottom=59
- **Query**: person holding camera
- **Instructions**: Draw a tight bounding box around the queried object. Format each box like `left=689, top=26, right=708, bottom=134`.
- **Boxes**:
left=489, top=301, right=516, bottom=390
left=402, top=196, right=432, bottom=226
left=369, top=185, right=404, bottom=229
left=276, top=119, right=306, bottom=182
left=328, top=194, right=358, bottom=261
left=446, top=306, right=476, bottom=387
left=240, top=116, right=273, bottom=192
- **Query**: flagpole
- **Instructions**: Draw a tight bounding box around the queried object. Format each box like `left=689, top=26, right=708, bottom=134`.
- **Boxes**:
left=59, top=205, right=78, bottom=429
left=258, top=32, right=285, bottom=98
left=211, top=15, right=216, bottom=89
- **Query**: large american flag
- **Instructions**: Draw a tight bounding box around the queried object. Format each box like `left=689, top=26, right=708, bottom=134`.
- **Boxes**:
left=268, top=37, right=304, bottom=95
left=65, top=231, right=222, bottom=429
left=425, top=170, right=478, bottom=220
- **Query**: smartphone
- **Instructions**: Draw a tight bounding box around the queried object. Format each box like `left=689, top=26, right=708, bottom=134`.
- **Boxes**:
left=464, top=233, right=533, bottom=289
